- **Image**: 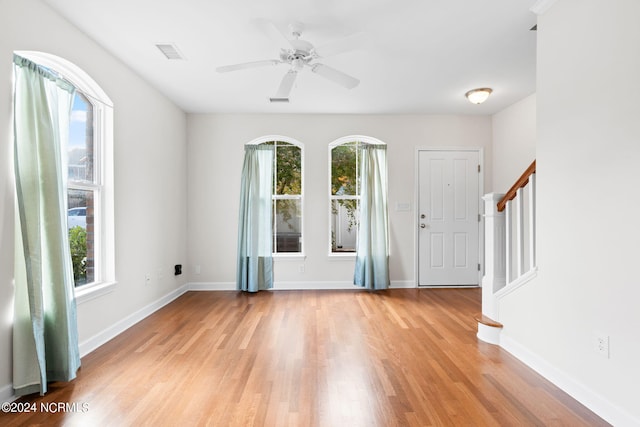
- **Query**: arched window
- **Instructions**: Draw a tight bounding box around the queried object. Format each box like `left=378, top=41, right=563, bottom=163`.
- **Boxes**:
left=249, top=136, right=304, bottom=254
left=16, top=51, right=115, bottom=295
left=329, top=136, right=386, bottom=254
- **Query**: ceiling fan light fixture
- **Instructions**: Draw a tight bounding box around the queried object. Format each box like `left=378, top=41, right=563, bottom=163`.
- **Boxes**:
left=465, top=87, right=493, bottom=104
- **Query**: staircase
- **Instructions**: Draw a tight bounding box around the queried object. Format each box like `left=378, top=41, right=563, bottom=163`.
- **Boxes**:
left=477, top=160, right=537, bottom=345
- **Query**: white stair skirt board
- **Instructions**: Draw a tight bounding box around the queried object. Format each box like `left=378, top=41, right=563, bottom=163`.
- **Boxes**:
left=495, top=267, right=538, bottom=300
left=477, top=322, right=501, bottom=345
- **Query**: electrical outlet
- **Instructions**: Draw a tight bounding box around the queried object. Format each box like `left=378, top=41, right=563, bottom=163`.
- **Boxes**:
left=594, top=333, right=609, bottom=358
left=195, top=265, right=201, bottom=275
left=145, top=273, right=151, bottom=286
left=298, top=264, right=305, bottom=273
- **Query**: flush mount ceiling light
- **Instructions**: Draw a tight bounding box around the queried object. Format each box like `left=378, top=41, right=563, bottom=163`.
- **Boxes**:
left=465, top=88, right=493, bottom=104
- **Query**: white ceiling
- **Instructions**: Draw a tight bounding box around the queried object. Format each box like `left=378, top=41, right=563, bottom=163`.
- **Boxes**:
left=42, top=0, right=537, bottom=115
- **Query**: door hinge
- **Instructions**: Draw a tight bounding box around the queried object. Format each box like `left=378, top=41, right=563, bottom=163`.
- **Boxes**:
left=478, top=263, right=481, bottom=271
left=478, top=214, right=481, bottom=222
left=478, top=164, right=481, bottom=173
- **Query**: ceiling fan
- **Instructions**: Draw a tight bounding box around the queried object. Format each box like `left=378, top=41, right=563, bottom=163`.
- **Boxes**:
left=216, top=22, right=363, bottom=102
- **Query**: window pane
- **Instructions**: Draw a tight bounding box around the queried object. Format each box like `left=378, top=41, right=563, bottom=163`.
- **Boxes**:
left=68, top=92, right=94, bottom=184
left=331, top=199, right=359, bottom=252
left=68, top=189, right=95, bottom=286
left=274, top=199, right=301, bottom=253
left=331, top=143, right=358, bottom=196
left=275, top=143, right=301, bottom=195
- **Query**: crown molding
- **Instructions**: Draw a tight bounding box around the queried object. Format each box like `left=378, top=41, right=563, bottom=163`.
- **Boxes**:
left=530, top=0, right=560, bottom=15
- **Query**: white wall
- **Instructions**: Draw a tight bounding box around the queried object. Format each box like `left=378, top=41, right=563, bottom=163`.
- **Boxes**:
left=0, top=0, right=188, bottom=398
left=187, top=114, right=492, bottom=287
left=492, top=93, right=536, bottom=191
left=498, top=0, right=640, bottom=424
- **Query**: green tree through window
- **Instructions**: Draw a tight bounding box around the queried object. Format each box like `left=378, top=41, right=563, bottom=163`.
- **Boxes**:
left=330, top=141, right=361, bottom=253
left=262, top=140, right=303, bottom=253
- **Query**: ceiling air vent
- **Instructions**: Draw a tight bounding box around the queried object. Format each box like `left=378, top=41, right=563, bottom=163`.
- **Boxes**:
left=155, top=43, right=184, bottom=60
left=269, top=97, right=290, bottom=103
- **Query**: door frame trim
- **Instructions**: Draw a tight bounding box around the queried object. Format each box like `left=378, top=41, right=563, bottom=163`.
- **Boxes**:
left=414, top=147, right=485, bottom=287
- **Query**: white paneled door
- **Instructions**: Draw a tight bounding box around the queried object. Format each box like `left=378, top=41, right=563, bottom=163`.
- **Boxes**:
left=418, top=150, right=480, bottom=286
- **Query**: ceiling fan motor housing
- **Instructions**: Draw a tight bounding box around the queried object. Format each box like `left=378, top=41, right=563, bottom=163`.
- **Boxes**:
left=217, top=21, right=361, bottom=99
left=280, top=49, right=312, bottom=67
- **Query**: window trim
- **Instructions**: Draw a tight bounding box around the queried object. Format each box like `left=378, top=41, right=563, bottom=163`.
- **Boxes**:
left=247, top=135, right=305, bottom=257
left=328, top=135, right=387, bottom=257
left=16, top=51, right=116, bottom=302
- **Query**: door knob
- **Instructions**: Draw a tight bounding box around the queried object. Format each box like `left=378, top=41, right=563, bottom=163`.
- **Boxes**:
left=420, top=223, right=426, bottom=229
left=420, top=214, right=426, bottom=219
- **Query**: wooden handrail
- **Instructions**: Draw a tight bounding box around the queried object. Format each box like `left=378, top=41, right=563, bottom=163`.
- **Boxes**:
left=497, top=160, right=536, bottom=212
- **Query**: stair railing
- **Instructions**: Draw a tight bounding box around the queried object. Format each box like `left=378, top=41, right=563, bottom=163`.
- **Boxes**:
left=481, top=160, right=537, bottom=325
left=499, top=160, right=537, bottom=287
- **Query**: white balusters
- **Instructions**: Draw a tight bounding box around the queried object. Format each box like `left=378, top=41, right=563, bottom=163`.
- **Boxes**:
left=515, top=187, right=524, bottom=277
left=494, top=171, right=536, bottom=289
left=528, top=173, right=536, bottom=270
left=482, top=168, right=536, bottom=319
left=505, top=201, right=511, bottom=284
left=480, top=162, right=537, bottom=343
left=506, top=177, right=536, bottom=286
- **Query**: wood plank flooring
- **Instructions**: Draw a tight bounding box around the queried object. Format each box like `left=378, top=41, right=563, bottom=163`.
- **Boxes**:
left=1, top=289, right=609, bottom=426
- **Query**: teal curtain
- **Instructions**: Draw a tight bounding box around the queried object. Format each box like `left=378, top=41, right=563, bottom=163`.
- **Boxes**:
left=13, top=55, right=81, bottom=396
left=354, top=144, right=390, bottom=290
left=236, top=144, right=275, bottom=292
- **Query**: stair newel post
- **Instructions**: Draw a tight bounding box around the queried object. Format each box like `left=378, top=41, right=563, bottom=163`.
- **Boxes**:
left=481, top=193, right=506, bottom=320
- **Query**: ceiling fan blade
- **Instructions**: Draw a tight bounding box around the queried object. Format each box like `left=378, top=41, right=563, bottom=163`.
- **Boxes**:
left=289, top=38, right=314, bottom=53
left=311, top=64, right=359, bottom=89
left=261, top=21, right=314, bottom=52
left=216, top=60, right=280, bottom=73
left=313, top=33, right=368, bottom=58
left=274, top=71, right=298, bottom=99
left=259, top=20, right=298, bottom=49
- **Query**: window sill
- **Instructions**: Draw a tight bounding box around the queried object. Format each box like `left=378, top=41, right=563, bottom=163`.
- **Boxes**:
left=75, top=281, right=117, bottom=305
left=273, top=254, right=306, bottom=262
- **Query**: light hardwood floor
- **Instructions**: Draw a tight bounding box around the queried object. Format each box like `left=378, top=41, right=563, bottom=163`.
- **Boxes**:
left=2, top=289, right=608, bottom=426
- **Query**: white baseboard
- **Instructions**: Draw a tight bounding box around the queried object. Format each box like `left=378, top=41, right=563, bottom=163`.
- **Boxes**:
left=390, top=280, right=416, bottom=288
left=78, top=284, right=189, bottom=357
left=274, top=281, right=358, bottom=290
left=500, top=334, right=640, bottom=427
left=188, top=282, right=235, bottom=291
left=187, top=280, right=417, bottom=291
left=477, top=323, right=501, bottom=345
left=0, top=383, right=16, bottom=403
